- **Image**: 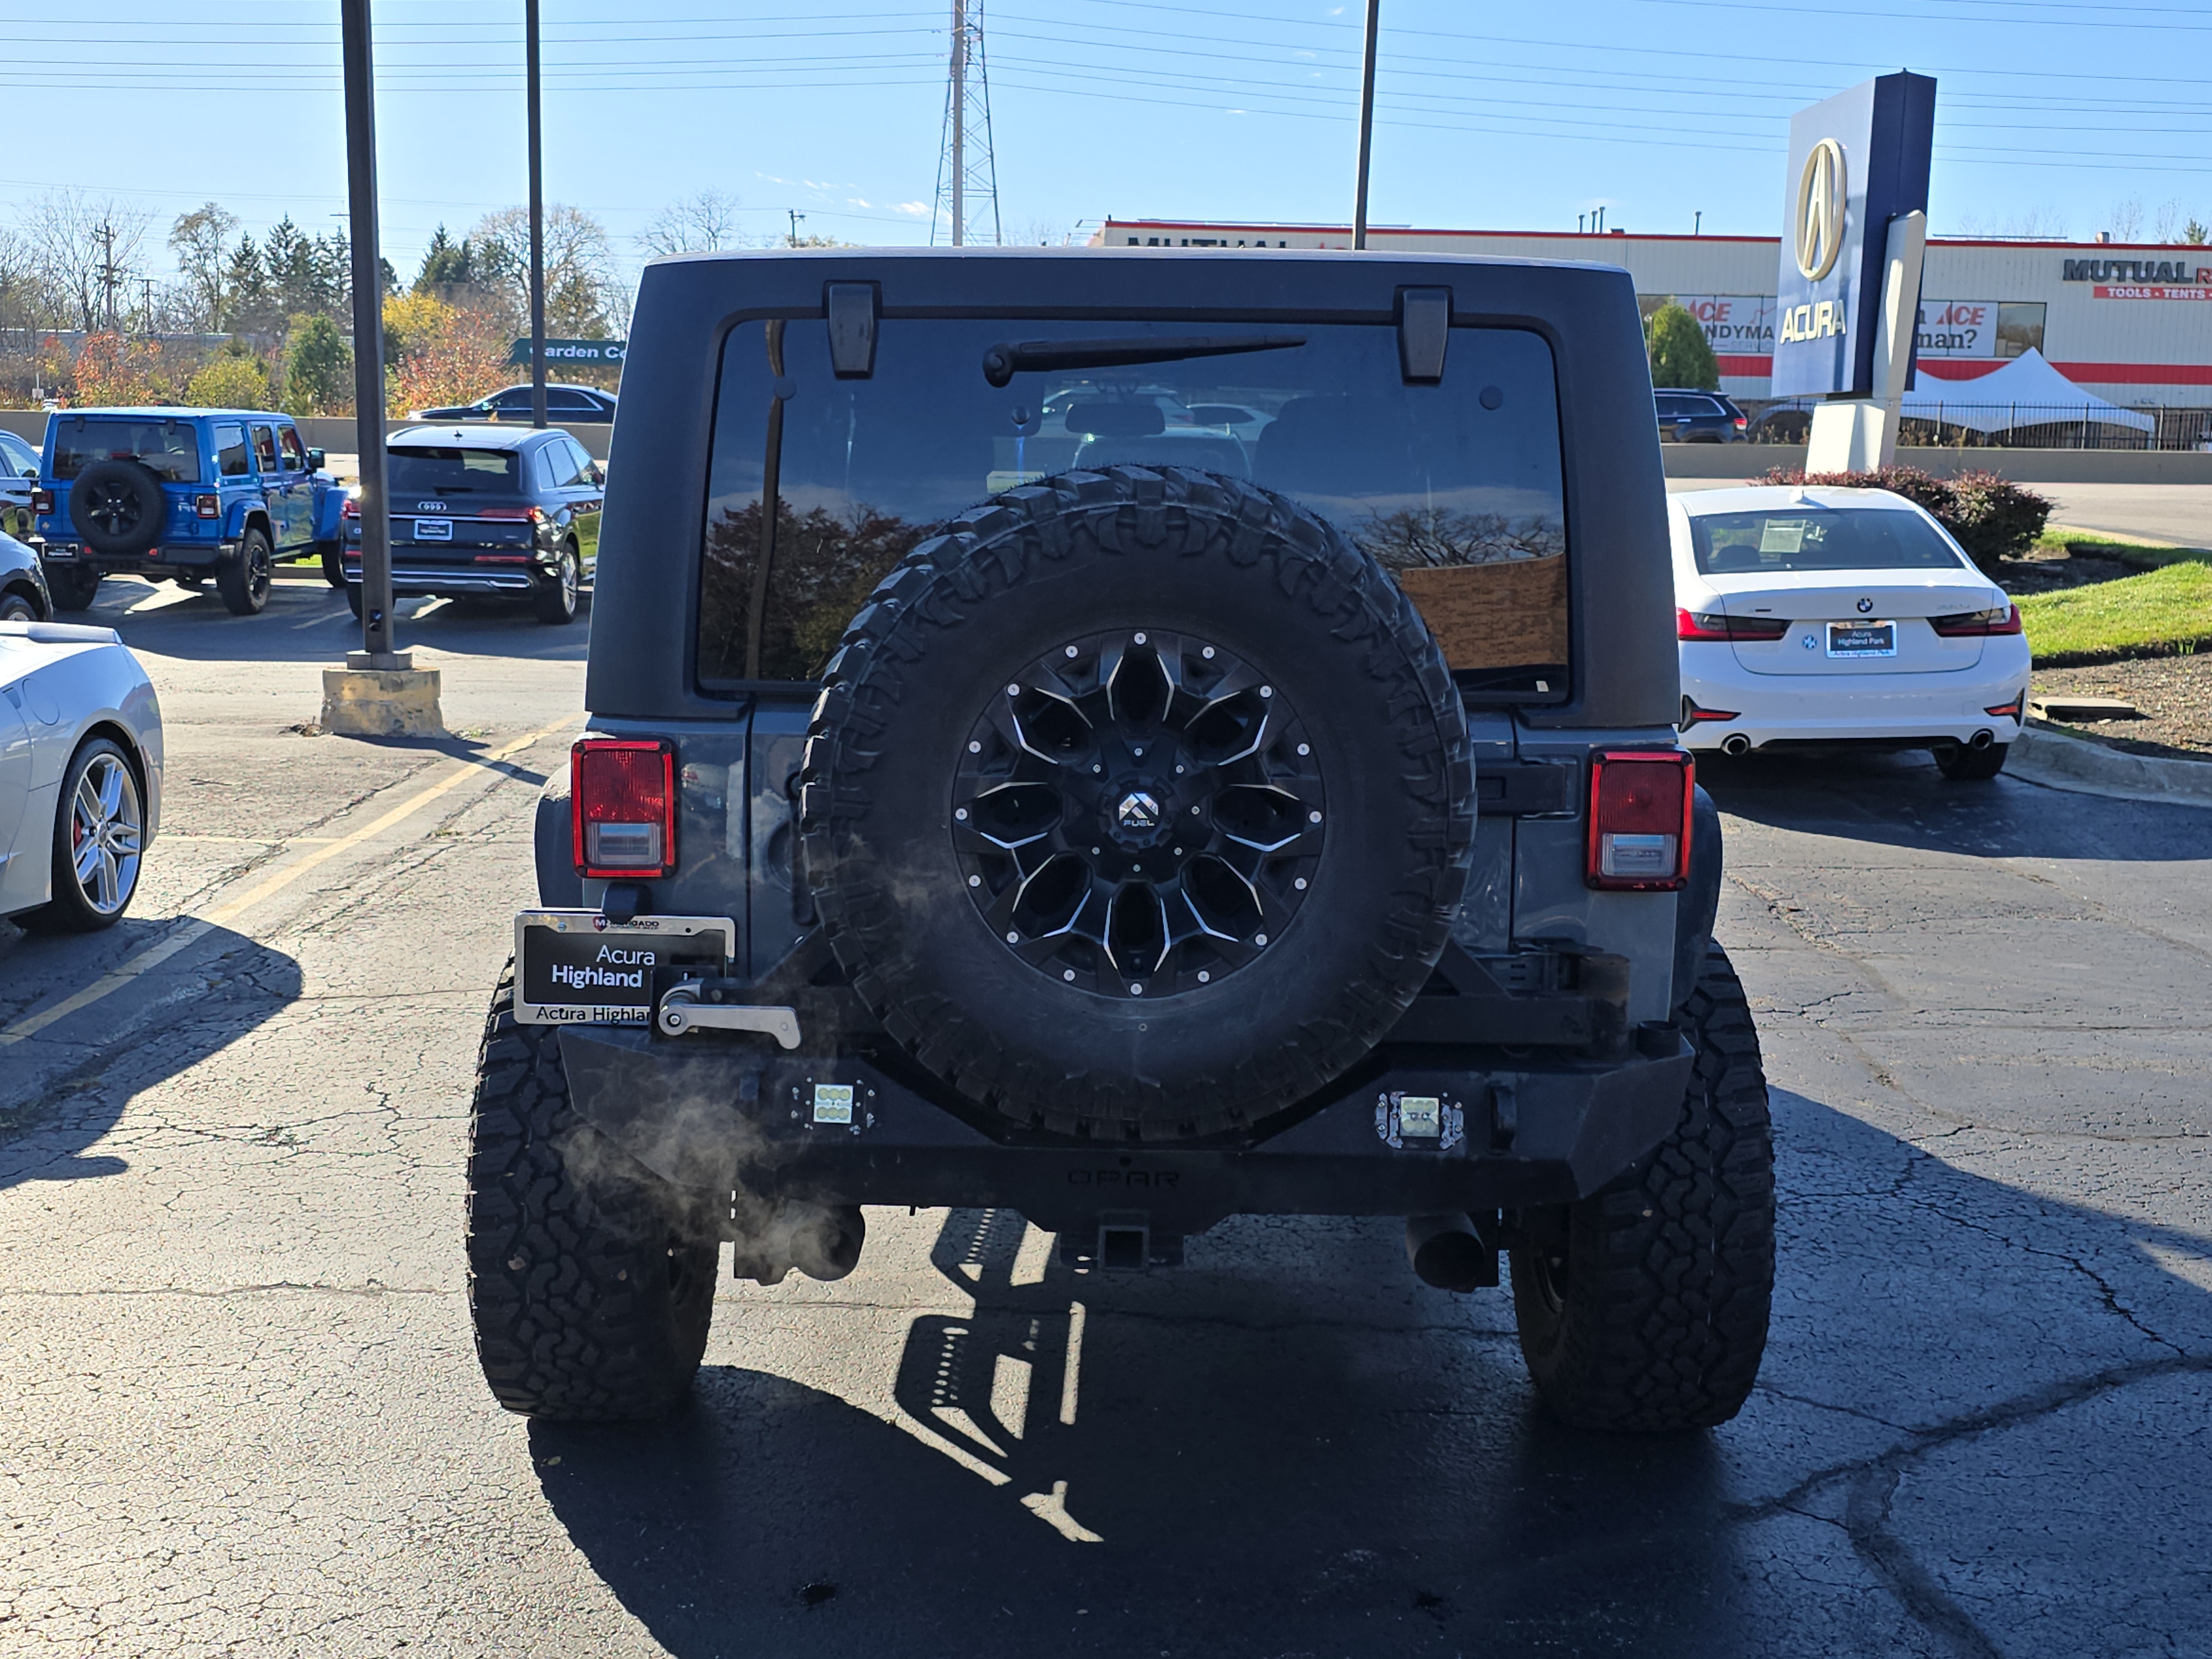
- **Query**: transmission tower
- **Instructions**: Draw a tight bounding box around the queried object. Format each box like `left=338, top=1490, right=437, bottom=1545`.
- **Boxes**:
left=930, top=0, right=1000, bottom=247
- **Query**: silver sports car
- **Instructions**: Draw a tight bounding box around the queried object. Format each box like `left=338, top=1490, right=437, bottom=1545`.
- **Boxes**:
left=1, top=620, right=163, bottom=930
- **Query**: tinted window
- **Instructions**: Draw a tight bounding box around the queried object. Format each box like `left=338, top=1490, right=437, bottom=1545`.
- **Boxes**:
left=563, top=437, right=598, bottom=483
left=279, top=426, right=306, bottom=469
left=52, top=418, right=202, bottom=483
left=250, top=424, right=278, bottom=472
left=1689, top=508, right=1970, bottom=575
left=698, top=317, right=1567, bottom=684
left=387, top=446, right=523, bottom=493
left=212, top=424, right=250, bottom=477
left=491, top=388, right=531, bottom=409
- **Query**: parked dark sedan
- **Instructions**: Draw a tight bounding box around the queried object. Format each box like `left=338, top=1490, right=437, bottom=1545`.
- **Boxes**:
left=409, top=383, right=618, bottom=424
left=1, top=527, right=52, bottom=620
left=340, top=427, right=603, bottom=625
left=1655, top=388, right=1749, bottom=442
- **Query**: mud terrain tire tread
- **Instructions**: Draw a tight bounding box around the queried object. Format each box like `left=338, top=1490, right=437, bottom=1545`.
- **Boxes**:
left=465, top=963, right=719, bottom=1420
left=800, top=466, right=1474, bottom=1140
left=1510, top=942, right=1775, bottom=1431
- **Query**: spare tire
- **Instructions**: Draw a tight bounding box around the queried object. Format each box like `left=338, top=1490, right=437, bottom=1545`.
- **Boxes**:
left=801, top=466, right=1475, bottom=1141
left=68, top=460, right=166, bottom=559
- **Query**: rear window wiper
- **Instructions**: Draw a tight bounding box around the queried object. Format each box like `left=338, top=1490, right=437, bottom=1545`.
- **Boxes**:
left=982, top=333, right=1306, bottom=388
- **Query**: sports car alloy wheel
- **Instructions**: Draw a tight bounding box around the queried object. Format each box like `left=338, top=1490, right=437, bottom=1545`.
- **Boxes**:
left=951, top=628, right=1324, bottom=998
left=70, top=749, right=143, bottom=916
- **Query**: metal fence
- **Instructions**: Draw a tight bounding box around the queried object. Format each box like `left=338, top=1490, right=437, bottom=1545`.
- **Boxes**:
left=1746, top=399, right=2212, bottom=452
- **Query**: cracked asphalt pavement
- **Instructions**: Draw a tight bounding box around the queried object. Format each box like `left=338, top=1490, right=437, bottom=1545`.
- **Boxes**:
left=3, top=573, right=2209, bottom=1657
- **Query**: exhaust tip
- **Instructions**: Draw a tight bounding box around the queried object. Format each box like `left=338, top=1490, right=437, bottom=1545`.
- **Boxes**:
left=1720, top=733, right=1751, bottom=757
left=1406, top=1214, right=1499, bottom=1292
left=1969, top=728, right=1994, bottom=750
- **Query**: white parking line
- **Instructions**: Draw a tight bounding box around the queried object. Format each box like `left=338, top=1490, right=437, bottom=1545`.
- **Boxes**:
left=0, top=717, right=574, bottom=1048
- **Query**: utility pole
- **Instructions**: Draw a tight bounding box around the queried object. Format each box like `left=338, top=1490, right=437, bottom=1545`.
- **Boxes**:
left=526, top=0, right=546, bottom=429
left=787, top=208, right=806, bottom=246
left=96, top=223, right=119, bottom=332
left=1694, top=210, right=1703, bottom=236
left=140, top=278, right=155, bottom=336
left=949, top=0, right=966, bottom=248
left=342, top=0, right=399, bottom=669
left=1352, top=0, right=1381, bottom=249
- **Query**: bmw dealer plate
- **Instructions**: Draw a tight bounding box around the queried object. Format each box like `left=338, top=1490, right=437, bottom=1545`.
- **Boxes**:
left=414, top=517, right=453, bottom=541
left=513, top=910, right=736, bottom=1025
left=1827, top=620, right=1896, bottom=658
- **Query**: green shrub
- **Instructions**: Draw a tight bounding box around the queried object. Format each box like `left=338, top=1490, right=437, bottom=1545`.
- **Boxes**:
left=281, top=314, right=353, bottom=416
left=181, top=352, right=269, bottom=410
left=1757, top=464, right=2051, bottom=577
left=1645, top=300, right=1720, bottom=392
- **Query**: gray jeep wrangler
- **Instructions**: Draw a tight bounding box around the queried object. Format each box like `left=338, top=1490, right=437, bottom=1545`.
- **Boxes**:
left=465, top=249, right=1773, bottom=1433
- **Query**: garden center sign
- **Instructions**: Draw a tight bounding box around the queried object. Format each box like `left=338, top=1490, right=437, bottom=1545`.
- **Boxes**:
left=507, top=338, right=627, bottom=366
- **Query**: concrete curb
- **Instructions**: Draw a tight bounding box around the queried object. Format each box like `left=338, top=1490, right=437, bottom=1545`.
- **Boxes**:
left=2008, top=717, right=2212, bottom=809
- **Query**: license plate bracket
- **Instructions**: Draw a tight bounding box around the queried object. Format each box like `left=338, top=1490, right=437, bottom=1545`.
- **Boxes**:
left=1827, top=620, right=1896, bottom=658
left=513, top=910, right=736, bottom=1025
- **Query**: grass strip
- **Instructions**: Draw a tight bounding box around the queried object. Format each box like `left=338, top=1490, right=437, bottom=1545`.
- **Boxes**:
left=2020, top=551, right=2212, bottom=666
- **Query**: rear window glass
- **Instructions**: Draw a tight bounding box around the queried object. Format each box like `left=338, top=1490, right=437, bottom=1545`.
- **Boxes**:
left=697, top=317, right=1568, bottom=687
left=51, top=418, right=202, bottom=483
left=387, top=446, right=522, bottom=494
left=1689, top=508, right=1969, bottom=575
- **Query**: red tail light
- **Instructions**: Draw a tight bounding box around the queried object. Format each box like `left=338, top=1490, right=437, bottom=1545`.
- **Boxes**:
left=571, top=739, right=677, bottom=878
left=478, top=505, right=547, bottom=523
left=31, top=487, right=53, bottom=513
left=1677, top=607, right=1788, bottom=642
left=1931, top=603, right=2022, bottom=637
left=1732, top=415, right=1748, bottom=429
left=195, top=493, right=220, bottom=519
left=1681, top=698, right=1740, bottom=724
left=1588, top=751, right=1694, bottom=891
left=340, top=494, right=360, bottom=519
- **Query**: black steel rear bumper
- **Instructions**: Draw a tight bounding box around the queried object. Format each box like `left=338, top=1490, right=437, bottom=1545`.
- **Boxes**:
left=556, top=1022, right=1692, bottom=1237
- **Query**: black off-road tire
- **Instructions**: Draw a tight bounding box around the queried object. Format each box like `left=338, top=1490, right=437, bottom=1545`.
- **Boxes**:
left=46, top=566, right=101, bottom=612
left=217, top=526, right=274, bottom=617
left=1933, top=739, right=2007, bottom=781
left=1510, top=943, right=1775, bottom=1432
left=67, top=459, right=165, bottom=558
left=465, top=964, right=721, bottom=1420
left=801, top=466, right=1475, bottom=1141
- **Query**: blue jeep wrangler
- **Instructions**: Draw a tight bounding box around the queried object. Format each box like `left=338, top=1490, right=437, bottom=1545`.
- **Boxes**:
left=33, top=407, right=346, bottom=616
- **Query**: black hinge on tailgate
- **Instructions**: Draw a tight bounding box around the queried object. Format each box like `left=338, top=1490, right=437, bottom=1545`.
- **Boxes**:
left=1478, top=760, right=1577, bottom=816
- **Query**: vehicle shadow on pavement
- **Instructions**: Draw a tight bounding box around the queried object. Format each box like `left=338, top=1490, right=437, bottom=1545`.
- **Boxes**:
left=0, top=923, right=302, bottom=1189
left=1703, top=748, right=2212, bottom=861
left=526, top=1089, right=2212, bottom=1658
left=68, top=577, right=593, bottom=666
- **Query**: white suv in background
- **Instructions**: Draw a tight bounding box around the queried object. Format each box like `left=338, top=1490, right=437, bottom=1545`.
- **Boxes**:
left=1671, top=484, right=2030, bottom=781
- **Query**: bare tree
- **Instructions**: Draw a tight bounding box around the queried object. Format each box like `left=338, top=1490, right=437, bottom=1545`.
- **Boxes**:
left=638, top=189, right=749, bottom=258
left=471, top=203, right=626, bottom=337
left=168, top=202, right=240, bottom=332
left=24, top=190, right=150, bottom=332
left=2107, top=197, right=2145, bottom=242
left=2153, top=199, right=2184, bottom=243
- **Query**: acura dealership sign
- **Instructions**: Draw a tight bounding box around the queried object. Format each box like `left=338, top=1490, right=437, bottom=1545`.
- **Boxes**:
left=1772, top=72, right=1937, bottom=398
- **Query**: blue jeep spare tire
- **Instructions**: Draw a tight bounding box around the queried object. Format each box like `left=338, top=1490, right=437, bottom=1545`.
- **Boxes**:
left=68, top=460, right=166, bottom=559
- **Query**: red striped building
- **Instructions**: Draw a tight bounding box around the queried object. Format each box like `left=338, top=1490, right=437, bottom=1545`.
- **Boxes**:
left=1093, top=220, right=2212, bottom=409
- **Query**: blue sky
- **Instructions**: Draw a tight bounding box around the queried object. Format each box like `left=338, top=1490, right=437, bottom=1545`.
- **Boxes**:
left=3, top=0, right=2207, bottom=292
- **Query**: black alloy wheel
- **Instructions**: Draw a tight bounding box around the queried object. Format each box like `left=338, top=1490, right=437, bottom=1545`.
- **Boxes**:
left=953, top=628, right=1323, bottom=998
left=217, top=527, right=274, bottom=617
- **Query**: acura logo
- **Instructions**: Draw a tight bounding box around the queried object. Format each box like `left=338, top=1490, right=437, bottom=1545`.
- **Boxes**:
left=1857, top=596, right=1875, bottom=614
left=1116, top=790, right=1161, bottom=831
left=1794, top=138, right=1847, bottom=281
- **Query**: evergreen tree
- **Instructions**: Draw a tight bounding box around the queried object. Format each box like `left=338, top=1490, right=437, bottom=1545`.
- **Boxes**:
left=281, top=313, right=352, bottom=415
left=1645, top=300, right=1721, bottom=392
left=223, top=232, right=273, bottom=332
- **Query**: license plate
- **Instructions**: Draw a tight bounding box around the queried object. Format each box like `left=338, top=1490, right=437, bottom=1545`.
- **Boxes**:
left=414, top=517, right=453, bottom=541
left=1827, top=620, right=1896, bottom=658
left=513, top=910, right=736, bottom=1025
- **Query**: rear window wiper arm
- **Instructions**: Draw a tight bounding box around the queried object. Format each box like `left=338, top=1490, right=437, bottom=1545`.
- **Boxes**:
left=982, top=333, right=1306, bottom=388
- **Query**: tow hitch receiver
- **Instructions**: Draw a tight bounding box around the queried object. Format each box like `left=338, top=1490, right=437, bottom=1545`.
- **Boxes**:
left=1058, top=1212, right=1185, bottom=1271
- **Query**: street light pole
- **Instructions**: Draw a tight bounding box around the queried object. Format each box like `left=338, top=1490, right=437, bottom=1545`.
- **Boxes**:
left=341, top=0, right=399, bottom=668
left=1352, top=0, right=1380, bottom=250
left=526, top=0, right=547, bottom=429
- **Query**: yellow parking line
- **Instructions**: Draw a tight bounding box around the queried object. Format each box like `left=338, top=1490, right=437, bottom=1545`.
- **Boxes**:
left=0, top=716, right=575, bottom=1048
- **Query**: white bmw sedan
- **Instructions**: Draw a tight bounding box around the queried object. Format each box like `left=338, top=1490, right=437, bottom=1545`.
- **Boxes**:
left=1671, top=484, right=2030, bottom=780
left=1, top=619, right=163, bottom=930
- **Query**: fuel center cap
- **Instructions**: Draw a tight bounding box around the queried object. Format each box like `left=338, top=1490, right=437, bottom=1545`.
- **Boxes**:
left=1112, top=785, right=1168, bottom=847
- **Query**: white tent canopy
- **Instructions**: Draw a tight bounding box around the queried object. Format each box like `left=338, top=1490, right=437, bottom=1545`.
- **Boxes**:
left=1898, top=349, right=2155, bottom=434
